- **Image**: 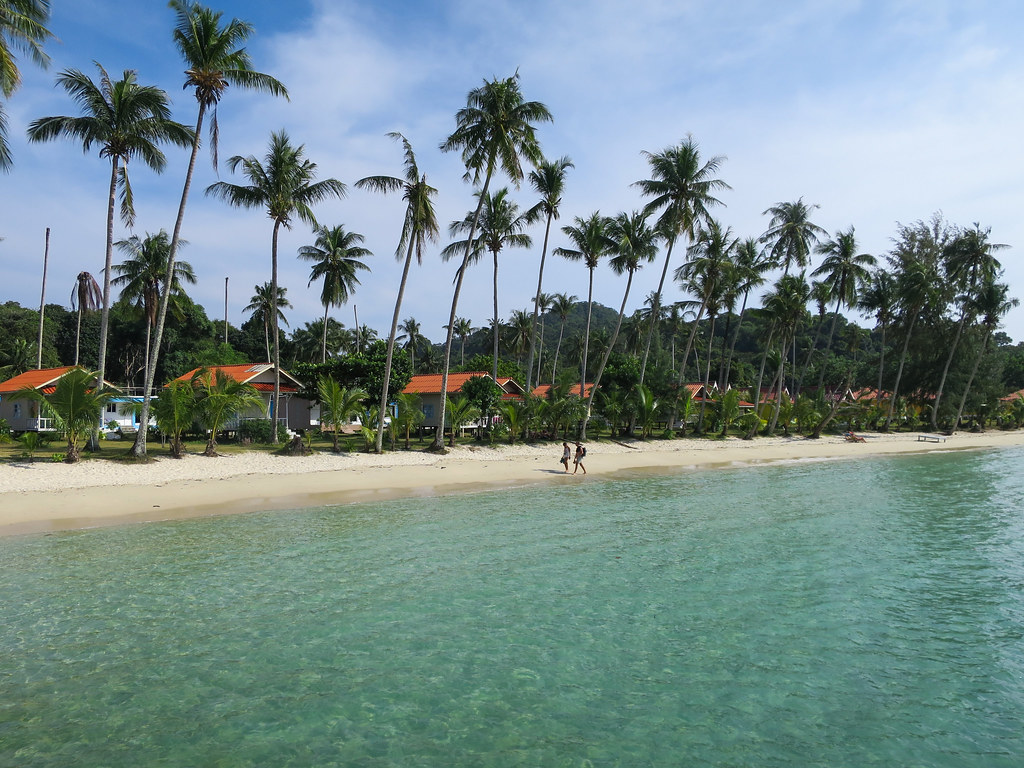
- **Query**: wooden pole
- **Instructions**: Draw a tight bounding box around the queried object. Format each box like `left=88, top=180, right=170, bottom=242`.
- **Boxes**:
left=353, top=304, right=360, bottom=354
left=224, top=276, right=229, bottom=344
left=36, top=228, right=50, bottom=369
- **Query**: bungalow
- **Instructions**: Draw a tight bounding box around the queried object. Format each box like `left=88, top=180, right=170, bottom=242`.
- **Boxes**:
left=171, top=363, right=317, bottom=432
left=0, top=366, right=117, bottom=432
left=531, top=382, right=594, bottom=399
left=402, top=371, right=521, bottom=430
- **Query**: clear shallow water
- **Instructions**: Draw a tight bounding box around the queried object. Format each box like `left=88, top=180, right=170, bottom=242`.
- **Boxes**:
left=3, top=448, right=1024, bottom=767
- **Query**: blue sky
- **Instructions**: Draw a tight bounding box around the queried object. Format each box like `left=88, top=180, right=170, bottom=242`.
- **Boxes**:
left=4, top=0, right=1024, bottom=347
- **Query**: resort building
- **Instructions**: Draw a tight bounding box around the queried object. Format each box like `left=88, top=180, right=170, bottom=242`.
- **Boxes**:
left=170, top=364, right=317, bottom=432
left=531, top=382, right=594, bottom=399
left=0, top=366, right=116, bottom=433
left=402, top=372, right=523, bottom=431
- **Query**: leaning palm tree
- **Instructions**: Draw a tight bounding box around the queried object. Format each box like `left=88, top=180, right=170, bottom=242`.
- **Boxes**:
left=634, top=136, right=729, bottom=385
left=243, top=282, right=291, bottom=362
left=112, top=230, right=196, bottom=376
left=131, top=0, right=286, bottom=459
left=442, top=187, right=532, bottom=381
left=27, top=64, right=193, bottom=445
left=13, top=368, right=114, bottom=462
left=0, top=0, right=52, bottom=170
left=355, top=132, right=439, bottom=453
left=432, top=72, right=552, bottom=450
left=582, top=211, right=658, bottom=437
left=298, top=224, right=371, bottom=363
left=554, top=213, right=612, bottom=396
left=524, top=155, right=573, bottom=390
left=760, top=198, right=827, bottom=276
left=207, top=130, right=345, bottom=441
left=70, top=271, right=101, bottom=365
left=810, top=227, right=875, bottom=389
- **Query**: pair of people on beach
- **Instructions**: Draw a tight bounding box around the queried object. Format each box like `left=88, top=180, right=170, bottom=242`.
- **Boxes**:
left=561, top=441, right=586, bottom=474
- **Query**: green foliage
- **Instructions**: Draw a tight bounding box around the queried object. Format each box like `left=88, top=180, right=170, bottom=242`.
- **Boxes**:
left=317, top=376, right=367, bottom=451
left=0, top=418, right=10, bottom=443
left=460, top=375, right=503, bottom=430
left=459, top=353, right=523, bottom=381
left=444, top=395, right=480, bottom=446
left=13, top=368, right=115, bottom=462
left=193, top=368, right=265, bottom=456
left=294, top=340, right=410, bottom=406
left=237, top=419, right=288, bottom=444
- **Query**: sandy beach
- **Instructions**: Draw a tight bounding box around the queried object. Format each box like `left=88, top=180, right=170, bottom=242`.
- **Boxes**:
left=3, top=430, right=1023, bottom=536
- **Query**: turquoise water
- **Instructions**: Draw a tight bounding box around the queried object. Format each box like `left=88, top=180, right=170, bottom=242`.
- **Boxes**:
left=3, top=448, right=1024, bottom=767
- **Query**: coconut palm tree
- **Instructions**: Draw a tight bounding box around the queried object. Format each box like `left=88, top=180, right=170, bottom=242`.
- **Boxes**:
left=546, top=293, right=576, bottom=387
left=555, top=212, right=613, bottom=397
left=533, top=291, right=553, bottom=383
left=317, top=377, right=366, bottom=452
left=207, top=130, right=345, bottom=441
left=0, top=337, right=33, bottom=379
left=442, top=187, right=532, bottom=381
left=507, top=308, right=533, bottom=367
left=112, top=230, right=197, bottom=376
left=13, top=368, right=114, bottom=462
left=930, top=224, right=1007, bottom=429
left=193, top=367, right=265, bottom=456
left=722, top=237, right=770, bottom=385
left=762, top=274, right=811, bottom=435
left=147, top=378, right=199, bottom=458
left=634, top=136, right=729, bottom=385
left=398, top=317, right=423, bottom=373
left=70, top=271, right=101, bottom=366
left=760, top=198, right=827, bottom=276
left=0, top=0, right=52, bottom=170
left=433, top=72, right=552, bottom=450
left=130, top=1, right=286, bottom=458
left=952, top=279, right=1017, bottom=432
left=298, top=224, right=371, bottom=363
left=524, top=155, right=573, bottom=390
left=582, top=211, right=658, bottom=436
left=810, top=227, right=875, bottom=389
left=355, top=132, right=439, bottom=452
left=243, top=282, right=291, bottom=363
left=859, top=268, right=897, bottom=403
left=27, top=64, right=193, bottom=444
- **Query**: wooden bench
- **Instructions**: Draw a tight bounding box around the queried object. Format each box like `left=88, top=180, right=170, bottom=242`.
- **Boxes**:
left=917, top=433, right=947, bottom=443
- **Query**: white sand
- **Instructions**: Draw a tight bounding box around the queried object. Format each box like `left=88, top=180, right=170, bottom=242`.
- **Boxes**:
left=3, top=430, right=1023, bottom=535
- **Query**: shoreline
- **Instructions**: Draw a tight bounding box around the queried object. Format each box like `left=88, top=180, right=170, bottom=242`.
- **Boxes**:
left=3, top=430, right=1023, bottom=537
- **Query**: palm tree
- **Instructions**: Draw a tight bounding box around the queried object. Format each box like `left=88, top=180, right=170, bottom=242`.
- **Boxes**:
left=355, top=132, right=439, bottom=453
left=243, top=282, right=291, bottom=362
left=582, top=211, right=658, bottom=436
left=130, top=1, right=286, bottom=459
left=762, top=274, right=810, bottom=435
left=393, top=391, right=424, bottom=448
left=634, top=136, right=729, bottom=385
left=507, top=308, right=533, bottom=367
left=810, top=227, right=875, bottom=389
left=207, top=130, right=345, bottom=441
left=524, top=155, right=573, bottom=390
left=0, top=0, right=52, bottom=170
left=70, top=271, right=101, bottom=366
left=555, top=212, right=613, bottom=397
left=546, top=293, right=576, bottom=387
left=442, top=187, right=532, bottom=381
left=931, top=224, right=1007, bottom=429
left=398, top=317, right=423, bottom=373
left=722, top=237, right=770, bottom=385
left=298, top=224, right=371, bottom=363
left=112, top=230, right=197, bottom=376
left=444, top=395, right=480, bottom=446
left=858, top=268, right=897, bottom=404
left=147, top=378, right=199, bottom=458
left=452, top=317, right=474, bottom=368
left=0, top=337, right=33, bottom=379
left=193, top=368, right=265, bottom=456
left=317, top=377, right=367, bottom=452
left=533, top=291, right=553, bottom=383
left=13, top=368, right=114, bottom=462
left=27, top=64, right=193, bottom=443
left=760, top=198, right=827, bottom=276
left=952, top=280, right=1018, bottom=431
left=433, top=72, right=552, bottom=450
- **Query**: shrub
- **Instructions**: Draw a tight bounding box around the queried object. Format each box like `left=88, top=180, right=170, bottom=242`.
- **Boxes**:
left=237, top=419, right=288, bottom=444
left=0, top=418, right=10, bottom=444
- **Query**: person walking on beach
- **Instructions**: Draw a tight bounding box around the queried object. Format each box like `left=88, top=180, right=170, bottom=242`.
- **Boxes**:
left=561, top=441, right=571, bottom=472
left=573, top=442, right=587, bottom=474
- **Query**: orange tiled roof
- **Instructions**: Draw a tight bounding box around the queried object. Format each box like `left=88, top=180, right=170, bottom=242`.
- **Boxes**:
left=402, top=372, right=492, bottom=395
left=170, top=364, right=302, bottom=389
left=531, top=383, right=594, bottom=398
left=0, top=366, right=80, bottom=393
left=250, top=381, right=298, bottom=393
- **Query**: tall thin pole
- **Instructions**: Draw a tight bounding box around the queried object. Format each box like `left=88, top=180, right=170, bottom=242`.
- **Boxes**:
left=223, top=276, right=229, bottom=344
left=36, top=228, right=50, bottom=369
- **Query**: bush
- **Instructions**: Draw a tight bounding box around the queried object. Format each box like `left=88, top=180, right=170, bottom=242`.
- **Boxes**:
left=237, top=419, right=289, bottom=444
left=0, top=418, right=10, bottom=444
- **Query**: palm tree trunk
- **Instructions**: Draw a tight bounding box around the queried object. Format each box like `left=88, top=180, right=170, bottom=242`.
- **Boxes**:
left=883, top=314, right=918, bottom=431
left=639, top=237, right=676, bottom=387
left=766, top=344, right=786, bottom=435
left=535, top=314, right=545, bottom=387
left=91, top=157, right=119, bottom=451
left=797, top=314, right=826, bottom=394
left=375, top=237, right=417, bottom=453
left=552, top=318, right=566, bottom=387
left=271, top=219, right=282, bottom=444
left=698, top=315, right=716, bottom=433
left=263, top=319, right=270, bottom=362
left=131, top=103, right=207, bottom=459
left=431, top=165, right=494, bottom=451
left=723, top=292, right=750, bottom=386
left=582, top=270, right=635, bottom=438
left=580, top=267, right=595, bottom=401
left=525, top=212, right=553, bottom=391
left=952, top=327, right=991, bottom=433
left=875, top=321, right=887, bottom=404
left=814, top=302, right=842, bottom=390
left=930, top=309, right=969, bottom=430
left=491, top=249, right=500, bottom=381
left=36, top=228, right=49, bottom=370
left=74, top=304, right=82, bottom=366
left=668, top=298, right=707, bottom=428
left=321, top=303, right=329, bottom=363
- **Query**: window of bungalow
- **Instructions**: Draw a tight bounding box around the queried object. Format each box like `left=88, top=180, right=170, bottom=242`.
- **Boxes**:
left=13, top=403, right=21, bottom=419
left=423, top=403, right=434, bottom=420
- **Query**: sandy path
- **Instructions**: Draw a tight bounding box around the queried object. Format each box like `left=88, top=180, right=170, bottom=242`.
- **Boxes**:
left=3, top=430, right=1023, bottom=536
